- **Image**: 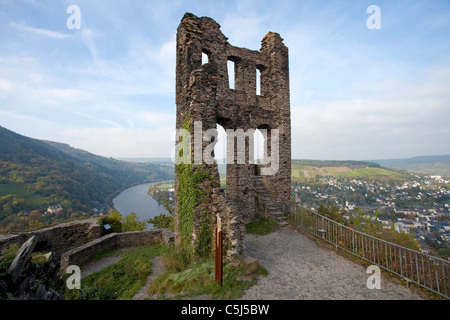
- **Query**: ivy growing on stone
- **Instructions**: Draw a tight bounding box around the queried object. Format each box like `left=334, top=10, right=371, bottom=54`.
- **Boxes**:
left=175, top=112, right=215, bottom=260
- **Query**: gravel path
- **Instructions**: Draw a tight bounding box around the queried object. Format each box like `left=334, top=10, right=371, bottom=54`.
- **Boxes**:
left=241, top=225, right=424, bottom=300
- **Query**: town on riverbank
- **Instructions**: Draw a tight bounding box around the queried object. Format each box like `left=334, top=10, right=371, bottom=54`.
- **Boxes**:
left=293, top=173, right=450, bottom=258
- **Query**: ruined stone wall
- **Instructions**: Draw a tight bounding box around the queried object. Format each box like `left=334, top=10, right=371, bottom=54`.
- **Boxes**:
left=59, top=229, right=174, bottom=273
left=0, top=218, right=102, bottom=258
left=174, top=13, right=291, bottom=258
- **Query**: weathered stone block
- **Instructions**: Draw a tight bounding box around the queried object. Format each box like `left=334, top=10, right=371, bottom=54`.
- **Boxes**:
left=7, top=235, right=38, bottom=284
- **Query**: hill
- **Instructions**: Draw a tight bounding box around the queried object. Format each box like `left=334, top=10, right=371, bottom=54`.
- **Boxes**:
left=116, top=157, right=173, bottom=163
left=369, top=155, right=450, bottom=177
left=291, top=159, right=413, bottom=183
left=0, top=125, right=173, bottom=231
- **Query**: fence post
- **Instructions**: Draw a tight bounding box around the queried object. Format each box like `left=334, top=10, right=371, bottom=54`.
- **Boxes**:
left=215, top=214, right=223, bottom=286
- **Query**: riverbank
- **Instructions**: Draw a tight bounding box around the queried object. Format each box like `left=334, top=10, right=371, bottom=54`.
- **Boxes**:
left=106, top=180, right=166, bottom=213
left=147, top=180, right=175, bottom=208
left=112, top=182, right=170, bottom=225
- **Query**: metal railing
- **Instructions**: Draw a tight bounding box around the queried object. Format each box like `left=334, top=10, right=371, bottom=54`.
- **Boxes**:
left=287, top=205, right=450, bottom=299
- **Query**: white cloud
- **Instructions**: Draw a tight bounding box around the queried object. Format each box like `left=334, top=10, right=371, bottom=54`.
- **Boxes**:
left=10, top=21, right=70, bottom=39
left=0, top=78, right=14, bottom=91
left=131, top=110, right=175, bottom=127
left=45, top=88, right=91, bottom=100
left=61, top=126, right=175, bottom=158
left=71, top=29, right=176, bottom=98
left=221, top=12, right=268, bottom=50
left=291, top=65, right=450, bottom=160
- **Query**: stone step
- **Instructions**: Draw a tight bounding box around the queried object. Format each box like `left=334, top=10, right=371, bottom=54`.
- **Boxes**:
left=278, top=221, right=289, bottom=227
left=254, top=176, right=285, bottom=219
left=270, top=211, right=284, bottom=216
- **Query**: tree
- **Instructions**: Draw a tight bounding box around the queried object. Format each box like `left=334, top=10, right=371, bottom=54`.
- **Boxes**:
left=148, top=198, right=175, bottom=230
left=109, top=208, right=122, bottom=221
left=148, top=213, right=174, bottom=230
left=317, top=204, right=345, bottom=224
left=29, top=210, right=42, bottom=222
left=122, top=212, right=147, bottom=232
left=98, top=208, right=123, bottom=234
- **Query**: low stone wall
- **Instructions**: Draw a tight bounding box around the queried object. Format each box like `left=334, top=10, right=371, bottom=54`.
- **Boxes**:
left=59, top=229, right=174, bottom=273
left=0, top=218, right=102, bottom=258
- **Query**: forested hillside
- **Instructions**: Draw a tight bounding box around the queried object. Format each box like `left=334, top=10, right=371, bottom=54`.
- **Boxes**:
left=370, top=155, right=450, bottom=177
left=0, top=126, right=173, bottom=231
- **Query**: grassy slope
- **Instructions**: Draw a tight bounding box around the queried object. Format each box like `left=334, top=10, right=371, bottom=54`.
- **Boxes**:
left=0, top=183, right=48, bottom=207
left=291, top=161, right=412, bottom=182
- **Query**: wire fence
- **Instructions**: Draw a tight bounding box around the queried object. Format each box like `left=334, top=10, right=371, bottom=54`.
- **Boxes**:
left=286, top=205, right=450, bottom=299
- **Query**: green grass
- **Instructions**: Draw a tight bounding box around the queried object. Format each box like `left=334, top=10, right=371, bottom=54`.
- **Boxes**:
left=23, top=194, right=49, bottom=207
left=92, top=246, right=121, bottom=260
left=245, top=218, right=279, bottom=235
left=156, top=183, right=173, bottom=190
left=0, top=243, right=19, bottom=271
left=290, top=164, right=412, bottom=183
left=220, top=177, right=226, bottom=189
left=147, top=250, right=267, bottom=300
left=336, top=167, right=404, bottom=178
left=0, top=183, right=29, bottom=197
left=0, top=183, right=49, bottom=207
left=65, top=244, right=162, bottom=300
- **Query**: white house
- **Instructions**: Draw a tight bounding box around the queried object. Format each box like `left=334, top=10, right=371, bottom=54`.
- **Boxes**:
left=47, top=204, right=63, bottom=215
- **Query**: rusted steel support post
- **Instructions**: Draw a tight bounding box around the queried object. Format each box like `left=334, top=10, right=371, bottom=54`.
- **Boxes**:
left=215, top=215, right=223, bottom=286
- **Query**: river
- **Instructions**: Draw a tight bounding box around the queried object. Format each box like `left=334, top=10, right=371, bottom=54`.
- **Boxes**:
left=112, top=183, right=169, bottom=229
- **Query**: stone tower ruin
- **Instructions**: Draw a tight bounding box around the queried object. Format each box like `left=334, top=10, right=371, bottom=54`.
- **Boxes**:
left=174, top=13, right=291, bottom=258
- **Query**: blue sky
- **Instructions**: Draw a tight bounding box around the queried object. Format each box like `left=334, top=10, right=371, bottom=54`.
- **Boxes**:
left=0, top=0, right=449, bottom=160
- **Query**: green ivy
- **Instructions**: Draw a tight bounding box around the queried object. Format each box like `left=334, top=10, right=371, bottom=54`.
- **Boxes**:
left=175, top=113, right=215, bottom=259
left=176, top=162, right=214, bottom=254
left=196, top=209, right=214, bottom=260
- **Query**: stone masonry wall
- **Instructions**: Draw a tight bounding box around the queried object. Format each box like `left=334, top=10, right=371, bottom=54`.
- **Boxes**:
left=174, top=13, right=291, bottom=258
left=59, top=229, right=174, bottom=273
left=0, top=218, right=102, bottom=258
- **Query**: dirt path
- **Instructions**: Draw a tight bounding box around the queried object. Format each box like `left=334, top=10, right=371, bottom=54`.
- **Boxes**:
left=133, top=256, right=165, bottom=300
left=240, top=225, right=424, bottom=300
left=81, top=256, right=122, bottom=279
left=80, top=250, right=166, bottom=300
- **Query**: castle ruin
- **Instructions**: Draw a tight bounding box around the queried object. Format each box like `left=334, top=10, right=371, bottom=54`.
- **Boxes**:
left=174, top=13, right=291, bottom=258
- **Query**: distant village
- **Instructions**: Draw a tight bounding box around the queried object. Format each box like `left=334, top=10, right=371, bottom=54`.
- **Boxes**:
left=293, top=175, right=450, bottom=251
